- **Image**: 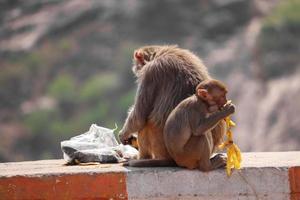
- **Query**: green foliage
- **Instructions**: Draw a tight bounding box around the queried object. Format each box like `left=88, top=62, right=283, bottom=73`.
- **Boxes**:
left=83, top=104, right=108, bottom=125
left=59, top=39, right=72, bottom=51
left=50, top=120, right=75, bottom=139
left=48, top=74, right=77, bottom=102
left=0, top=65, right=28, bottom=109
left=23, top=52, right=44, bottom=71
left=259, top=0, right=300, bottom=79
left=79, top=73, right=120, bottom=103
left=118, top=89, right=135, bottom=112
left=23, top=109, right=57, bottom=136
left=0, top=52, right=46, bottom=109
left=263, top=0, right=300, bottom=30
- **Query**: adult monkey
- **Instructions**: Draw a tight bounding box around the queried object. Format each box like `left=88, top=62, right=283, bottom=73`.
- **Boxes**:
left=119, top=45, right=224, bottom=166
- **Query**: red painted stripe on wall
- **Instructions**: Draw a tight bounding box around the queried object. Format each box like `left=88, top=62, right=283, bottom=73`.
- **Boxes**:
left=289, top=167, right=300, bottom=200
left=0, top=173, right=127, bottom=200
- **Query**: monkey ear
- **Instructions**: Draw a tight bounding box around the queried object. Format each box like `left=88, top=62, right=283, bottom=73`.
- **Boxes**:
left=134, top=51, right=146, bottom=65
left=134, top=51, right=143, bottom=60
left=197, top=89, right=208, bottom=100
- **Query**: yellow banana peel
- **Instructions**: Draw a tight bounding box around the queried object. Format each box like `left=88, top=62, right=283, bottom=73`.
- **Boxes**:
left=219, top=114, right=242, bottom=176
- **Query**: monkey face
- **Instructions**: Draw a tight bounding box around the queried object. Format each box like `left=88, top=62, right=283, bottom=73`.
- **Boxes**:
left=196, top=79, right=228, bottom=110
left=210, top=89, right=227, bottom=109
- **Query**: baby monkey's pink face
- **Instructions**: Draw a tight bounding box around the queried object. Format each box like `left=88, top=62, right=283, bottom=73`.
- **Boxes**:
left=208, top=88, right=228, bottom=109
left=196, top=79, right=228, bottom=113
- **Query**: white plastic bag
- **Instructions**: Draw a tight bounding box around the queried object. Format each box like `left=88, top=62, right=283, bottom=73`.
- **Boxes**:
left=61, top=124, right=138, bottom=164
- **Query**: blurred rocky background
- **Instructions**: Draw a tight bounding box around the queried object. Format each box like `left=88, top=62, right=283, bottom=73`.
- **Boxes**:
left=0, top=0, right=299, bottom=161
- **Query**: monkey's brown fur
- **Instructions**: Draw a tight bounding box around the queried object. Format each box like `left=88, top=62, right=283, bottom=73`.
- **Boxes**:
left=119, top=45, right=226, bottom=167
left=164, top=80, right=235, bottom=171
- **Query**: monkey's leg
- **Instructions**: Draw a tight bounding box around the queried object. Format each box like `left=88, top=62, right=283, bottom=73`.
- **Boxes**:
left=137, top=127, right=151, bottom=159
left=178, top=135, right=213, bottom=171
left=147, top=124, right=171, bottom=159
left=197, top=135, right=216, bottom=172
left=197, top=133, right=226, bottom=171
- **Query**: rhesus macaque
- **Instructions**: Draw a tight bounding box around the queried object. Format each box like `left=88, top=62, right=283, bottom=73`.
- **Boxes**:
left=119, top=45, right=225, bottom=167
left=164, top=79, right=235, bottom=171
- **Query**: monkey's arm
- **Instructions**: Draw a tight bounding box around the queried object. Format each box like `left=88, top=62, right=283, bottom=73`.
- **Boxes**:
left=194, top=104, right=235, bottom=136
left=119, top=65, right=157, bottom=141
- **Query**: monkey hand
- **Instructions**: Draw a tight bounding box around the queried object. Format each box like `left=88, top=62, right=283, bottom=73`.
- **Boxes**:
left=221, top=102, right=235, bottom=116
left=118, top=129, right=131, bottom=144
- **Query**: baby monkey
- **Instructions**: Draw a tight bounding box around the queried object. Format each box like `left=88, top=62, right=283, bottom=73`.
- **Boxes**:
left=164, top=79, right=235, bottom=171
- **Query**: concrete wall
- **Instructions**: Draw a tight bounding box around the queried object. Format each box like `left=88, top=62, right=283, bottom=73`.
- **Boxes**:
left=0, top=152, right=299, bottom=200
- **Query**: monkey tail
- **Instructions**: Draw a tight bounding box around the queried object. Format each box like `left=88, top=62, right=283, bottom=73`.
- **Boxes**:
left=123, top=159, right=177, bottom=167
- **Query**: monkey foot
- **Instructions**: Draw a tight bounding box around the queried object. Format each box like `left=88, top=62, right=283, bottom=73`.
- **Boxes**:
left=211, top=154, right=227, bottom=169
